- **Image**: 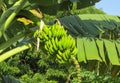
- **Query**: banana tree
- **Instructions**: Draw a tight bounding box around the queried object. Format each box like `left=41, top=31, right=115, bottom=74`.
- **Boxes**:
left=0, top=0, right=119, bottom=77
left=2, top=0, right=119, bottom=82
left=0, top=0, right=100, bottom=62
left=59, top=14, right=120, bottom=76
left=0, top=0, right=101, bottom=82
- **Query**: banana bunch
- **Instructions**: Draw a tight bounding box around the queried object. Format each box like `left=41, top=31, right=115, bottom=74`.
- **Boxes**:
left=39, top=24, right=67, bottom=42
left=34, top=23, right=77, bottom=64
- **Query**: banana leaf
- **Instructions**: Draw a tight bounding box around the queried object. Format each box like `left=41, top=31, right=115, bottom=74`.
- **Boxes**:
left=59, top=14, right=120, bottom=37
left=77, top=37, right=86, bottom=62
left=82, top=37, right=102, bottom=61
left=28, top=0, right=100, bottom=15
left=104, top=39, right=120, bottom=65
left=77, top=37, right=120, bottom=76
left=59, top=14, right=120, bottom=75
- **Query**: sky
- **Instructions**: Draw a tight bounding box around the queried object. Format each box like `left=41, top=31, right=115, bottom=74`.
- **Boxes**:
left=95, top=0, right=120, bottom=16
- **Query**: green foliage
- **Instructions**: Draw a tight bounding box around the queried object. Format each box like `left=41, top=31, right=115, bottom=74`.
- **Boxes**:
left=0, top=0, right=120, bottom=83
left=27, top=0, right=100, bottom=15
left=73, top=6, right=105, bottom=14
left=80, top=68, right=120, bottom=83
left=0, top=49, right=69, bottom=82
left=2, top=75, right=20, bottom=83
left=59, top=14, right=120, bottom=37
left=59, top=14, right=120, bottom=76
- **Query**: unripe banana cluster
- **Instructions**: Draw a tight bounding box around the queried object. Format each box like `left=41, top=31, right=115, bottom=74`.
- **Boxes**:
left=34, top=24, right=77, bottom=64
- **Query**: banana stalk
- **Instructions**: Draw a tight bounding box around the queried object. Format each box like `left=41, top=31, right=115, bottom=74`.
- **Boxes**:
left=72, top=57, right=81, bottom=83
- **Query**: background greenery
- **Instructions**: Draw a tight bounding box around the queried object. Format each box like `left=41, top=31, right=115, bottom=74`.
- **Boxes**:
left=0, top=0, right=120, bottom=83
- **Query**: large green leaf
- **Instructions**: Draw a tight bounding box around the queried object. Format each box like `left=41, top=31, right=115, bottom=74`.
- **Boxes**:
left=104, top=39, right=120, bottom=65
left=76, top=37, right=120, bottom=75
left=115, top=40, right=120, bottom=57
left=28, top=0, right=100, bottom=7
left=77, top=37, right=120, bottom=64
left=28, top=0, right=66, bottom=6
left=27, top=0, right=100, bottom=15
left=59, top=14, right=120, bottom=75
left=59, top=14, right=120, bottom=37
left=96, top=39, right=106, bottom=63
left=83, top=37, right=102, bottom=61
left=77, top=37, right=86, bottom=62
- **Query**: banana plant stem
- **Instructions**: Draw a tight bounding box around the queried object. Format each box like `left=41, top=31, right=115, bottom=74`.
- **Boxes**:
left=0, top=43, right=31, bottom=62
left=72, top=57, right=81, bottom=83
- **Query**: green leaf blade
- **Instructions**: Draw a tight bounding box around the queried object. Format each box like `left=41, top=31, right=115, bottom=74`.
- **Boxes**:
left=104, top=39, right=120, bottom=65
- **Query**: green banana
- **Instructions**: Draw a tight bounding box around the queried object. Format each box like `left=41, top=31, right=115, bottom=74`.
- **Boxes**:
left=53, top=29, right=58, bottom=38
left=58, top=40, right=64, bottom=51
left=51, top=38, right=58, bottom=51
left=54, top=38, right=58, bottom=47
left=51, top=24, right=56, bottom=36
left=71, top=39, right=76, bottom=48
left=60, top=28, right=67, bottom=36
left=58, top=50, right=63, bottom=56
left=71, top=47, right=77, bottom=56
left=48, top=40, right=55, bottom=53
left=42, top=32, right=49, bottom=41
left=44, top=41, right=50, bottom=51
left=64, top=49, right=71, bottom=60
left=58, top=50, right=68, bottom=61
left=43, top=26, right=49, bottom=34
left=61, top=36, right=66, bottom=49
left=62, top=36, right=69, bottom=49
left=35, top=23, right=78, bottom=64
left=62, top=53, right=67, bottom=61
left=44, top=44, right=49, bottom=51
left=56, top=54, right=65, bottom=64
left=48, top=30, right=52, bottom=39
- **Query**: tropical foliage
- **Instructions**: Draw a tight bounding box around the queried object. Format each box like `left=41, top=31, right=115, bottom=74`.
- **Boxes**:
left=59, top=14, right=120, bottom=76
left=0, top=0, right=120, bottom=83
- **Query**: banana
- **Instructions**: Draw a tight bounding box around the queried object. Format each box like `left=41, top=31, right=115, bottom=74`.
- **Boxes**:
left=56, top=54, right=65, bottom=64
left=54, top=38, right=59, bottom=48
left=65, top=36, right=72, bottom=48
left=65, top=49, right=71, bottom=60
left=62, top=36, right=68, bottom=49
left=45, top=40, right=53, bottom=54
left=71, top=47, right=78, bottom=56
left=62, top=53, right=68, bottom=61
left=71, top=40, right=76, bottom=49
left=43, top=26, right=49, bottom=34
left=57, top=29, right=61, bottom=38
left=60, top=28, right=66, bottom=36
left=52, top=38, right=58, bottom=51
left=44, top=44, right=49, bottom=51
left=42, top=32, right=49, bottom=41
left=48, top=40, right=55, bottom=53
left=58, top=50, right=63, bottom=56
left=58, top=50, right=68, bottom=61
left=33, top=30, right=38, bottom=38
left=44, top=41, right=50, bottom=51
left=56, top=58, right=64, bottom=64
left=53, top=30, right=58, bottom=38
left=58, top=40, right=64, bottom=51
left=51, top=24, right=55, bottom=35
left=49, top=46, right=54, bottom=54
left=48, top=30, right=52, bottom=39
left=36, top=23, right=78, bottom=63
